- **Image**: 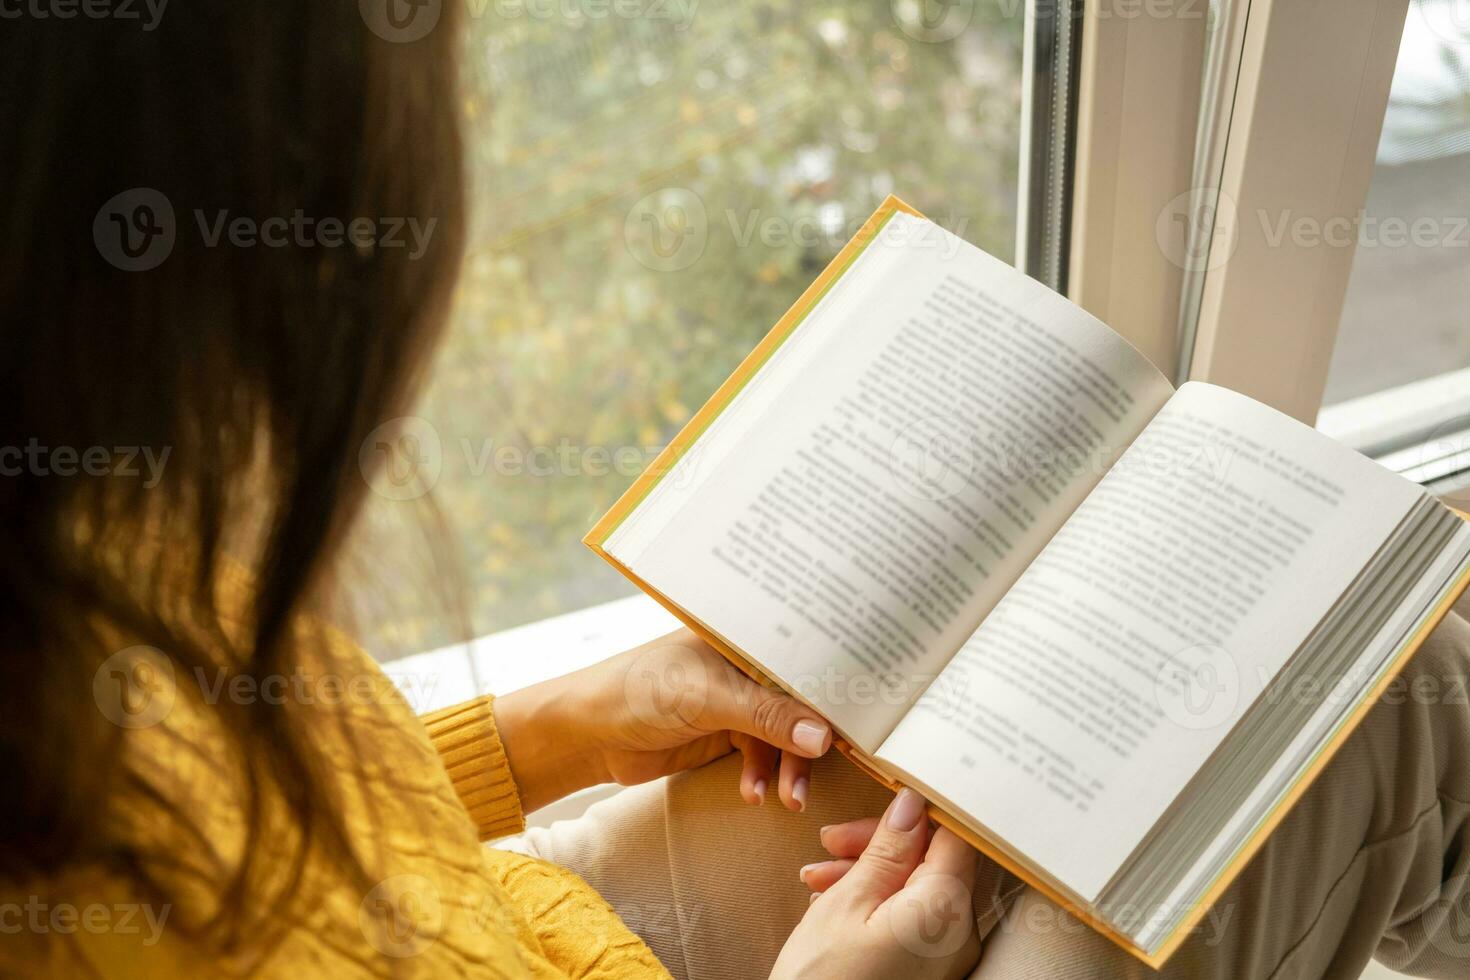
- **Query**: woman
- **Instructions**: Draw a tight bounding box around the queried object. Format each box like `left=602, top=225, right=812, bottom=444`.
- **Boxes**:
left=0, top=3, right=978, bottom=977
left=6, top=3, right=1470, bottom=979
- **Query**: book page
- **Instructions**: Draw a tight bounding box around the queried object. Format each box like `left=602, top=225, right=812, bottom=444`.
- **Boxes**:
left=876, top=382, right=1428, bottom=898
left=607, top=212, right=1173, bottom=749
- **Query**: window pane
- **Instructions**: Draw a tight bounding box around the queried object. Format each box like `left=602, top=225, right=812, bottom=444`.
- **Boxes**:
left=1321, top=0, right=1470, bottom=407
left=360, top=2, right=1026, bottom=659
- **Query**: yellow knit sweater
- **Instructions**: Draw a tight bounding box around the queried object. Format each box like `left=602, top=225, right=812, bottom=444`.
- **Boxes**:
left=5, top=608, right=671, bottom=978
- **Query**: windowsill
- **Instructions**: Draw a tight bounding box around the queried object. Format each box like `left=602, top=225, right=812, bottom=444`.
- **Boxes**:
left=382, top=593, right=680, bottom=715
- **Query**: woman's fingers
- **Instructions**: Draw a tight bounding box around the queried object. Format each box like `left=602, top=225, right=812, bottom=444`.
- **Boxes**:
left=778, top=751, right=812, bottom=812
left=731, top=732, right=778, bottom=805
left=911, top=825, right=979, bottom=890
left=818, top=817, right=881, bottom=858
left=697, top=651, right=832, bottom=759
left=826, top=788, right=931, bottom=910
left=798, top=858, right=855, bottom=892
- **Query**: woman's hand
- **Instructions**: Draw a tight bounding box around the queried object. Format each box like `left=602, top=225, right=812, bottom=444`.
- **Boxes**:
left=491, top=629, right=832, bottom=813
left=772, top=789, right=981, bottom=980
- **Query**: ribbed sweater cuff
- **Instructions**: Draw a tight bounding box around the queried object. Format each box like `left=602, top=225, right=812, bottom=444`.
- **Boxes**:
left=421, top=694, right=527, bottom=841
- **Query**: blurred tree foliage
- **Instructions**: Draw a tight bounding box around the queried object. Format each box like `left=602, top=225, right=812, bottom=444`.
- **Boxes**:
left=358, top=0, right=1024, bottom=659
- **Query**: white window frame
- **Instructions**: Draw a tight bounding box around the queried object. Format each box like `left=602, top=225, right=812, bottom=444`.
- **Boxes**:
left=1183, top=0, right=1411, bottom=424
left=1067, top=0, right=1213, bottom=377
left=1067, top=0, right=1423, bottom=425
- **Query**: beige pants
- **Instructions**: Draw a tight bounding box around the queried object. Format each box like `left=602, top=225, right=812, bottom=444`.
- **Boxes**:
left=503, top=607, right=1470, bottom=980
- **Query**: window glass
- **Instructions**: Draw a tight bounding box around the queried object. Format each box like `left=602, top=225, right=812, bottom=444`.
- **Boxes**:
left=1322, top=0, right=1470, bottom=407
left=361, top=1, right=1026, bottom=659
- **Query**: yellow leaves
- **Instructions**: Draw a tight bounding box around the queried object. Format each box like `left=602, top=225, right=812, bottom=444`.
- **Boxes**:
left=756, top=260, right=783, bottom=284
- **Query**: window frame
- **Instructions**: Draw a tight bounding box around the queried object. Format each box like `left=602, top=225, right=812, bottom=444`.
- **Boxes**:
left=1181, top=0, right=1412, bottom=425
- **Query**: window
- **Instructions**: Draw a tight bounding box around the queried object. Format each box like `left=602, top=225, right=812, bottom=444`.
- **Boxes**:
left=360, top=2, right=1036, bottom=660
left=1314, top=0, right=1470, bottom=502
left=1323, top=0, right=1470, bottom=406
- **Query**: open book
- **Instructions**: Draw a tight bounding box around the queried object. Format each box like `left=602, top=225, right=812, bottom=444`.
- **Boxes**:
left=585, top=197, right=1470, bottom=967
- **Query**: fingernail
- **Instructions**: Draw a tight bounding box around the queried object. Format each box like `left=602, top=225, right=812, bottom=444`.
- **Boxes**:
left=792, top=775, right=809, bottom=812
left=791, top=720, right=830, bottom=756
left=809, top=892, right=819, bottom=906
left=798, top=862, right=822, bottom=884
left=885, top=788, right=925, bottom=831
left=752, top=778, right=766, bottom=805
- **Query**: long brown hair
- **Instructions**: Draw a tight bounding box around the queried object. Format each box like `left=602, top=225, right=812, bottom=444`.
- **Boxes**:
left=0, top=0, right=466, bottom=956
